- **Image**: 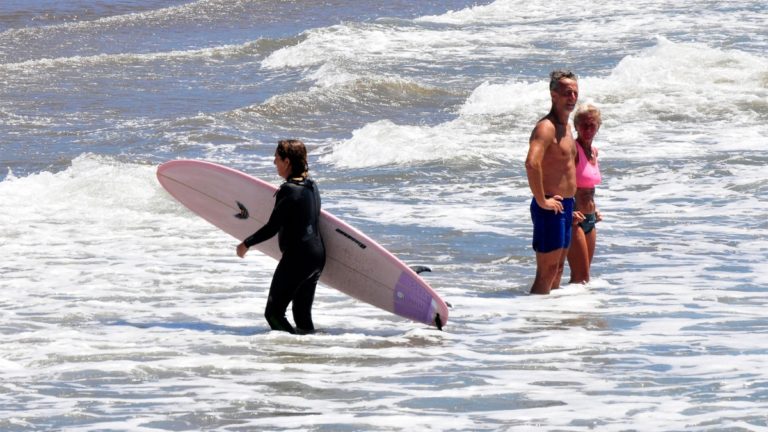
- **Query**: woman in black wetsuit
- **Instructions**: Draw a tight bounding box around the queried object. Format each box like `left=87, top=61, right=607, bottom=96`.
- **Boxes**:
left=236, top=139, right=326, bottom=334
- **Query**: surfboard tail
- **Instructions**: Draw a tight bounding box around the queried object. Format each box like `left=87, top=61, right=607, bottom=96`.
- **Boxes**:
left=393, top=271, right=449, bottom=329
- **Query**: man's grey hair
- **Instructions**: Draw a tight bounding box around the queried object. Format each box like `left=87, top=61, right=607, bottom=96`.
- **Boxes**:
left=549, top=69, right=577, bottom=91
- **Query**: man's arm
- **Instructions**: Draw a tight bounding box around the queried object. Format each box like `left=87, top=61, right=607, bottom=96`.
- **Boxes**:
left=525, top=121, right=564, bottom=213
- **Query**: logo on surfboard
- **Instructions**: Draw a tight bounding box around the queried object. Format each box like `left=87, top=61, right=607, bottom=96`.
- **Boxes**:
left=335, top=228, right=367, bottom=249
left=234, top=201, right=249, bottom=219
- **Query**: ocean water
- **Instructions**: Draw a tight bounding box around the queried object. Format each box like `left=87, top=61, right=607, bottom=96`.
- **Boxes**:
left=1, top=0, right=767, bottom=430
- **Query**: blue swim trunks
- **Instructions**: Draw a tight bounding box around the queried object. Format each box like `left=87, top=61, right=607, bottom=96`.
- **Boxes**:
left=530, top=197, right=575, bottom=253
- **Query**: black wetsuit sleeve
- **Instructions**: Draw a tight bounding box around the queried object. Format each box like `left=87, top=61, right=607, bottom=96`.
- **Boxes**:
left=242, top=186, right=291, bottom=248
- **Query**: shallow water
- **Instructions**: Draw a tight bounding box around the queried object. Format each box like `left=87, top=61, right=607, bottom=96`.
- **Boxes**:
left=1, top=0, right=768, bottom=430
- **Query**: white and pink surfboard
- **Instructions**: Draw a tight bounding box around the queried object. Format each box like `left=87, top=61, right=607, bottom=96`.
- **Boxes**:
left=157, top=160, right=449, bottom=329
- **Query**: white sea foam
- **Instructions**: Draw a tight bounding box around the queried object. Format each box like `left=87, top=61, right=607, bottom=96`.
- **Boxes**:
left=2, top=150, right=766, bottom=429
left=3, top=0, right=768, bottom=430
left=261, top=21, right=532, bottom=87
left=321, top=37, right=768, bottom=170
left=320, top=119, right=485, bottom=167
left=0, top=40, right=265, bottom=73
left=0, top=0, right=242, bottom=38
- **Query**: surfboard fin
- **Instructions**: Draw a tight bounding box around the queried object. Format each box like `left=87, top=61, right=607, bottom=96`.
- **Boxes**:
left=234, top=201, right=249, bottom=219
left=410, top=265, right=432, bottom=274
left=434, top=313, right=443, bottom=331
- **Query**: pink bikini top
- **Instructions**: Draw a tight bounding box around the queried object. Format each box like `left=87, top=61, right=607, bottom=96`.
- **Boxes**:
left=575, top=142, right=601, bottom=188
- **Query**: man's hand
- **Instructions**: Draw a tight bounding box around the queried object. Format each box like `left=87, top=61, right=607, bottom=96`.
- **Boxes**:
left=538, top=195, right=564, bottom=213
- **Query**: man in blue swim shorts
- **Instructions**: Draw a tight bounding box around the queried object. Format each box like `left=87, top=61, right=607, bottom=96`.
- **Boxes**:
left=524, top=70, right=579, bottom=294
left=531, top=196, right=575, bottom=253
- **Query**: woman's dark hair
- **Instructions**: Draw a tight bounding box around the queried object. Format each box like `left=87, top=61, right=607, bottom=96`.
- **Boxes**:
left=276, top=139, right=309, bottom=179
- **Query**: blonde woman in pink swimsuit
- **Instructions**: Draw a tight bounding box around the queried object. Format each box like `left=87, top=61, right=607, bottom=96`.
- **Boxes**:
left=568, top=104, right=602, bottom=284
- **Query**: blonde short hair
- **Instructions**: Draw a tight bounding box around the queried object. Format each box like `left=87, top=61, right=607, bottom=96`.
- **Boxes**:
left=573, top=103, right=602, bottom=127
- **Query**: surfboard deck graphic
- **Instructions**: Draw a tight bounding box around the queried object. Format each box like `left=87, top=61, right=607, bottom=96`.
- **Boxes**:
left=156, top=160, right=449, bottom=329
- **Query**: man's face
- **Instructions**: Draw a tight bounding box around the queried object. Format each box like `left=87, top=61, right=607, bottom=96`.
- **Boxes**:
left=552, top=79, right=579, bottom=113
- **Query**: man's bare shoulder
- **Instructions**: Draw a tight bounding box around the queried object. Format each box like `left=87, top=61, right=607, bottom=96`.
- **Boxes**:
left=530, top=116, right=557, bottom=143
